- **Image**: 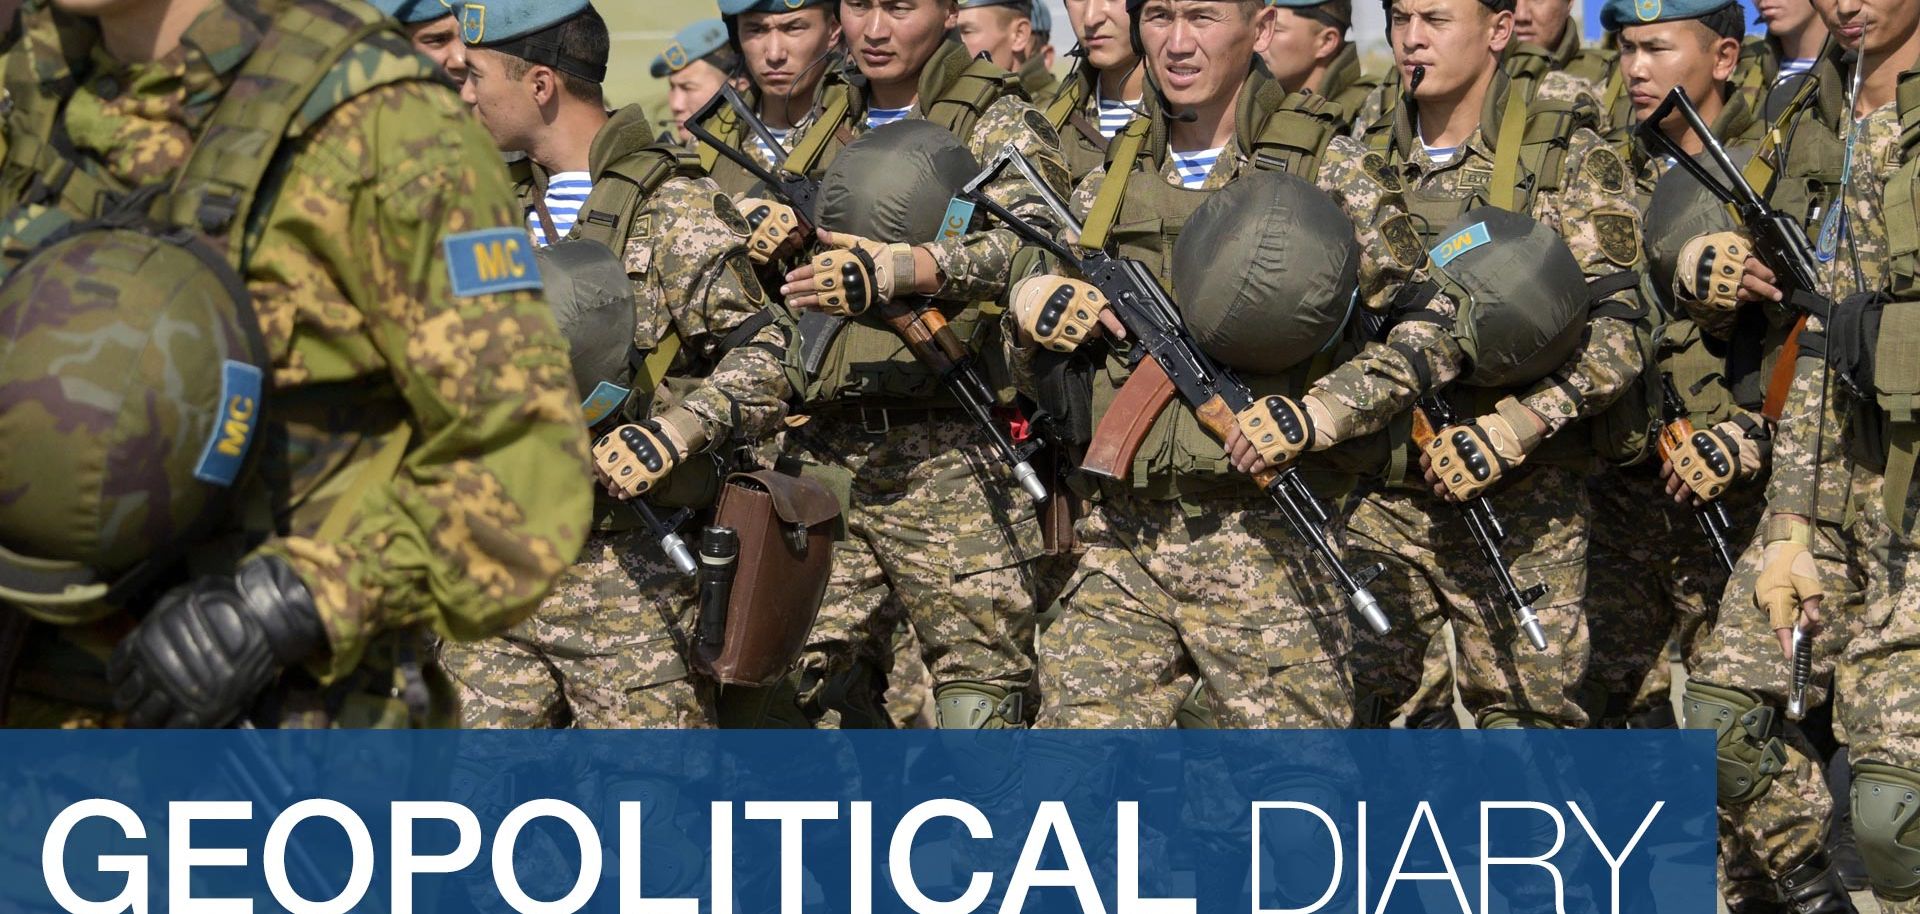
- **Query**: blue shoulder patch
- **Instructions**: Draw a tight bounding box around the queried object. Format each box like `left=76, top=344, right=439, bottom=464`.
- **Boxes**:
left=194, top=361, right=265, bottom=487
left=580, top=381, right=632, bottom=428
left=1429, top=222, right=1492, bottom=269
left=939, top=197, right=977, bottom=241
left=444, top=228, right=543, bottom=297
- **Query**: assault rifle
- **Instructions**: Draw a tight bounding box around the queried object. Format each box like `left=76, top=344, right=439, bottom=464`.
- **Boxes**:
left=1410, top=396, right=1550, bottom=651
left=960, top=147, right=1392, bottom=636
left=685, top=86, right=1048, bottom=504
left=1657, top=375, right=1741, bottom=575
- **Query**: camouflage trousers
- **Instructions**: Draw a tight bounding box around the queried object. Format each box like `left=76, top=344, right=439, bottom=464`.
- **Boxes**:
left=1584, top=463, right=1764, bottom=726
left=1342, top=463, right=1592, bottom=729
left=440, top=529, right=782, bottom=729
left=788, top=409, right=1043, bottom=721
left=1035, top=486, right=1355, bottom=729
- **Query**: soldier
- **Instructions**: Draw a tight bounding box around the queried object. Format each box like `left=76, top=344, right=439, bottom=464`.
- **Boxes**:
left=438, top=0, right=798, bottom=729
left=1681, top=0, right=1920, bottom=906
left=654, top=19, right=748, bottom=144
left=0, top=0, right=592, bottom=728
left=1261, top=0, right=1380, bottom=122
left=1274, top=0, right=1650, bottom=731
left=1014, top=0, right=1373, bottom=728
left=698, top=0, right=844, bottom=192
left=771, top=0, right=1072, bottom=729
left=371, top=0, right=467, bottom=78
left=1507, top=0, right=1617, bottom=98
left=1045, top=0, right=1148, bottom=184
left=1755, top=0, right=1830, bottom=89
left=958, top=0, right=1061, bottom=105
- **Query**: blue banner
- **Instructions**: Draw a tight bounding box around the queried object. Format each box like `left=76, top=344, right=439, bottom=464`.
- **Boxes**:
left=11, top=730, right=1713, bottom=914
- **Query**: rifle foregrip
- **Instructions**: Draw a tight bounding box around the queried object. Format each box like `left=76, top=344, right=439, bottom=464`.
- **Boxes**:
left=1082, top=357, right=1177, bottom=480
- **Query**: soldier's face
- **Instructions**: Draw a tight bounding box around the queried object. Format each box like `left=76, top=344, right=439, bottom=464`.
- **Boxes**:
left=1139, top=0, right=1275, bottom=113
left=1756, top=0, right=1819, bottom=37
left=841, top=0, right=959, bottom=87
left=667, top=60, right=734, bottom=141
left=1816, top=0, right=1920, bottom=56
left=1260, top=8, right=1341, bottom=92
left=1065, top=0, right=1138, bottom=71
left=739, top=10, right=843, bottom=100
left=407, top=16, right=467, bottom=82
left=1390, top=0, right=1512, bottom=102
left=958, top=6, right=1032, bottom=69
left=460, top=48, right=544, bottom=153
left=1509, top=0, right=1571, bottom=47
left=1619, top=21, right=1739, bottom=126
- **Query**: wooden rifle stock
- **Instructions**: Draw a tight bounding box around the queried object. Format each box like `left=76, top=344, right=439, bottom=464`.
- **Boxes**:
left=1081, top=357, right=1178, bottom=479
left=1763, top=315, right=1806, bottom=422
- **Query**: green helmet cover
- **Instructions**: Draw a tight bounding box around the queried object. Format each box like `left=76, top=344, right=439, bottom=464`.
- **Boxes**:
left=1644, top=151, right=1744, bottom=310
left=1427, top=207, right=1589, bottom=388
left=536, top=239, right=639, bottom=427
left=0, top=224, right=272, bottom=622
left=1171, top=170, right=1360, bottom=374
left=817, top=119, right=982, bottom=244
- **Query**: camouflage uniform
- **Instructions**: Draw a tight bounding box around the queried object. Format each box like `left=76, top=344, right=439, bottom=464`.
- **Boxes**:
left=1318, top=71, right=1648, bottom=729
left=785, top=43, right=1068, bottom=726
left=1686, top=49, right=1916, bottom=906
left=441, top=106, right=794, bottom=729
left=1348, top=30, right=1617, bottom=139
left=1314, top=44, right=1380, bottom=135
left=0, top=0, right=592, bottom=728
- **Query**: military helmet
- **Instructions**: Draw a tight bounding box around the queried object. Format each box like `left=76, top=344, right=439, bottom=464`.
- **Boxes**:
left=1425, top=208, right=1590, bottom=387
left=1171, top=170, right=1360, bottom=374
left=1644, top=152, right=1742, bottom=310
left=0, top=224, right=272, bottom=624
left=535, top=239, right=639, bottom=428
left=817, top=120, right=982, bottom=245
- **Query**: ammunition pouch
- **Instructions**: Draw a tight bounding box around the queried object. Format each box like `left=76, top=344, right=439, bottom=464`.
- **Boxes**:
left=694, top=469, right=840, bottom=686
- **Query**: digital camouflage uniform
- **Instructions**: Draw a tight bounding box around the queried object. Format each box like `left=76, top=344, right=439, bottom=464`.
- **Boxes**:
left=441, top=106, right=794, bottom=729
left=1032, top=68, right=1368, bottom=729
left=783, top=43, right=1069, bottom=727
left=1686, top=48, right=1920, bottom=909
left=1320, top=71, right=1648, bottom=730
left=1347, top=28, right=1617, bottom=141
left=0, top=0, right=592, bottom=728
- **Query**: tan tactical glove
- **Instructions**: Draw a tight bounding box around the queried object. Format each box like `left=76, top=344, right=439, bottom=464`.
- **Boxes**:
left=1233, top=395, right=1330, bottom=468
left=804, top=233, right=916, bottom=316
left=1426, top=397, right=1543, bottom=500
left=1754, top=517, right=1822, bottom=633
left=1675, top=231, right=1750, bottom=338
left=1011, top=275, right=1108, bottom=352
left=1670, top=420, right=1761, bottom=502
left=592, top=409, right=704, bottom=498
left=736, top=197, right=804, bottom=265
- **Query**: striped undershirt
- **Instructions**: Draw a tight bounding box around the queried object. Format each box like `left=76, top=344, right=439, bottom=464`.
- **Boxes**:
left=1170, top=146, right=1223, bottom=188
left=1093, top=91, right=1138, bottom=139
left=866, top=106, right=912, bottom=129
left=1777, top=57, right=1816, bottom=84
left=528, top=171, right=591, bottom=247
left=753, top=127, right=792, bottom=163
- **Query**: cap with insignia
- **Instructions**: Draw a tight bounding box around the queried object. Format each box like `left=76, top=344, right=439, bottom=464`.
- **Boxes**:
left=651, top=19, right=732, bottom=78
left=1600, top=0, right=1738, bottom=31
left=717, top=0, right=832, bottom=13
left=370, top=0, right=454, bottom=25
left=457, top=0, right=607, bottom=82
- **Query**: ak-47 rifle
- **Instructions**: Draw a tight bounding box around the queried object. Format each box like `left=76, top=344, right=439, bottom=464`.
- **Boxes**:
left=959, top=147, right=1391, bottom=636
left=685, top=86, right=1048, bottom=504
left=1657, top=375, right=1741, bottom=575
left=1410, top=396, right=1550, bottom=651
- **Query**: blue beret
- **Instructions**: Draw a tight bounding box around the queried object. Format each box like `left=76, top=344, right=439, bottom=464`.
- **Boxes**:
left=1600, top=0, right=1739, bottom=30
left=957, top=0, right=1051, bottom=33
left=370, top=0, right=453, bottom=25
left=717, top=0, right=831, bottom=14
left=456, top=0, right=590, bottom=45
left=651, top=19, right=732, bottom=78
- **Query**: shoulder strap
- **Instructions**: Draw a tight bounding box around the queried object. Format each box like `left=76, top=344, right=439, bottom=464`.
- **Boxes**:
left=787, top=82, right=852, bottom=176
left=1246, top=90, right=1342, bottom=182
left=1043, top=67, right=1088, bottom=132
left=164, top=0, right=427, bottom=264
left=925, top=57, right=1016, bottom=137
left=1489, top=88, right=1531, bottom=211
left=1082, top=116, right=1149, bottom=251
left=570, top=145, right=692, bottom=251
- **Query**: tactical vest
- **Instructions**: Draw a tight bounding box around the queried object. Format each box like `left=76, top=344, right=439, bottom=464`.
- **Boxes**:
left=1072, top=73, right=1350, bottom=497
left=784, top=43, right=1021, bottom=405
left=1043, top=61, right=1115, bottom=185
left=1365, top=72, right=1655, bottom=465
left=1316, top=45, right=1379, bottom=134
left=1506, top=24, right=1623, bottom=132
left=1849, top=55, right=1920, bottom=529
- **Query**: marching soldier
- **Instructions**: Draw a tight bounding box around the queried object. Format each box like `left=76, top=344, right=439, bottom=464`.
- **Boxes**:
left=1045, top=0, right=1149, bottom=184
left=1755, top=0, right=1831, bottom=90
left=371, top=0, right=468, bottom=78
left=959, top=0, right=1061, bottom=106
left=698, top=0, right=844, bottom=193
left=0, top=0, right=592, bottom=728
left=438, top=0, right=799, bottom=728
left=1261, top=0, right=1380, bottom=125
left=655, top=19, right=748, bottom=144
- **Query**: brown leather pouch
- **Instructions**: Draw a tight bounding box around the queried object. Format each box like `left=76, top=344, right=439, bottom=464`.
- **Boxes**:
left=698, top=470, right=840, bottom=686
left=1039, top=449, right=1079, bottom=556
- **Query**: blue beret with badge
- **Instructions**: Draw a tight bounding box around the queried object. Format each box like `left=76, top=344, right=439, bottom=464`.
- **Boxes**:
left=457, top=0, right=606, bottom=82
left=370, top=0, right=453, bottom=25
left=717, top=0, right=832, bottom=14
left=1600, top=0, right=1738, bottom=31
left=651, top=19, right=732, bottom=78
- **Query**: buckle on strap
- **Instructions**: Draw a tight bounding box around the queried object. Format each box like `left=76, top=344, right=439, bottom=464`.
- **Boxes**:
left=860, top=407, right=892, bottom=435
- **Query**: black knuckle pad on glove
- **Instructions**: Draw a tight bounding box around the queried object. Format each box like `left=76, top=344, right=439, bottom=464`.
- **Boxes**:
left=1268, top=396, right=1308, bottom=446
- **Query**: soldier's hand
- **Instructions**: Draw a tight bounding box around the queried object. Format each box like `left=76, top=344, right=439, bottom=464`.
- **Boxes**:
left=1228, top=395, right=1328, bottom=474
left=1675, top=231, right=1749, bottom=336
left=593, top=417, right=692, bottom=499
left=780, top=231, right=920, bottom=314
left=1754, top=518, right=1823, bottom=660
left=1422, top=398, right=1544, bottom=502
left=735, top=197, right=805, bottom=265
left=1737, top=255, right=1784, bottom=304
left=108, top=555, right=326, bottom=728
left=1011, top=275, right=1113, bottom=351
